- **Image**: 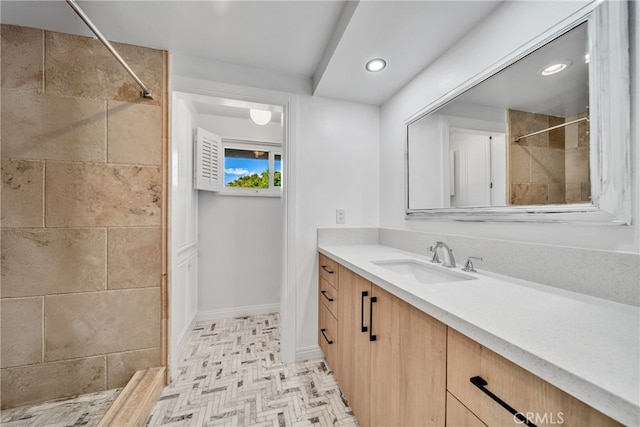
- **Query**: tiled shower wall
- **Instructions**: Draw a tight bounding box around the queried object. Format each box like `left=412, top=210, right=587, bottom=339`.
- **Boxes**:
left=507, top=109, right=589, bottom=205
left=0, top=25, right=167, bottom=409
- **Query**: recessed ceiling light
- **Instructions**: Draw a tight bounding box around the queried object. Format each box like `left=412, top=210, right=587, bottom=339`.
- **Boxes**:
left=584, top=53, right=590, bottom=63
left=539, top=60, right=573, bottom=76
left=366, top=58, right=386, bottom=72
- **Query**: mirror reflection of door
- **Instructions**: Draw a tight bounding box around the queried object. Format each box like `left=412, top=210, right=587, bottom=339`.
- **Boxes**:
left=449, top=129, right=506, bottom=208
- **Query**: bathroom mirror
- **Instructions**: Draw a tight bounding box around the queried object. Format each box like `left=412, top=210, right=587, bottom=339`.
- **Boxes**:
left=405, top=1, right=630, bottom=224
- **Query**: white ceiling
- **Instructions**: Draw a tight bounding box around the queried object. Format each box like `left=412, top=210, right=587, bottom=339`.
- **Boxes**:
left=0, top=0, right=502, bottom=106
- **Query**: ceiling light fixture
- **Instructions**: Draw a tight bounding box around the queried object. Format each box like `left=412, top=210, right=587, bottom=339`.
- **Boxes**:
left=584, top=53, right=590, bottom=63
left=249, top=109, right=272, bottom=125
left=539, top=60, right=573, bottom=76
left=366, top=58, right=386, bottom=72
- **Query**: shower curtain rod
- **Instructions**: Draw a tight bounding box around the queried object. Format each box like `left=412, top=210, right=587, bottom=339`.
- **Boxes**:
left=66, top=0, right=152, bottom=99
left=515, top=116, right=588, bottom=142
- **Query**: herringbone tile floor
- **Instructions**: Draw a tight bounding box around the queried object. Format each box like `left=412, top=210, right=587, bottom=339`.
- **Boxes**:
left=147, top=313, right=358, bottom=427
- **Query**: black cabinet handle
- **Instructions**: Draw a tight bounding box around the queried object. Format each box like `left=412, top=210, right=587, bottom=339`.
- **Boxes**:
left=369, top=296, right=377, bottom=341
left=321, top=290, right=334, bottom=302
left=320, top=328, right=333, bottom=344
left=321, top=265, right=334, bottom=274
left=470, top=376, right=537, bottom=427
left=361, top=291, right=368, bottom=332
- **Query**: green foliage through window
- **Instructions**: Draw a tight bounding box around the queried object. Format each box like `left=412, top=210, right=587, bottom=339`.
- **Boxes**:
left=227, top=170, right=282, bottom=188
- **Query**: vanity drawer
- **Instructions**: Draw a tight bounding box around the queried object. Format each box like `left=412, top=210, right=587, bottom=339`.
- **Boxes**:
left=319, top=253, right=339, bottom=289
left=318, top=300, right=338, bottom=369
left=319, top=277, right=338, bottom=317
left=447, top=328, right=620, bottom=427
left=446, top=391, right=486, bottom=427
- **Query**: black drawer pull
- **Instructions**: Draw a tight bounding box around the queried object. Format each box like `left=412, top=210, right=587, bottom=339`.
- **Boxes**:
left=321, top=290, right=334, bottom=302
left=320, top=328, right=333, bottom=344
left=470, top=376, right=537, bottom=427
left=361, top=291, right=368, bottom=332
left=369, top=296, right=377, bottom=341
left=321, top=265, right=334, bottom=274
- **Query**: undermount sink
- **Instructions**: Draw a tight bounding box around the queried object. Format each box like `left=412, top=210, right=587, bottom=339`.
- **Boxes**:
left=372, top=259, right=476, bottom=285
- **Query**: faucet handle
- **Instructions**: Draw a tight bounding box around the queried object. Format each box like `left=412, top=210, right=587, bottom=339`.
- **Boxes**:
left=462, top=256, right=483, bottom=273
left=427, top=242, right=440, bottom=263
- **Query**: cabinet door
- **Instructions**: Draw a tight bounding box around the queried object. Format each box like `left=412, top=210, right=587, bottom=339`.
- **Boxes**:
left=370, top=285, right=447, bottom=427
left=338, top=265, right=371, bottom=426
left=447, top=328, right=621, bottom=427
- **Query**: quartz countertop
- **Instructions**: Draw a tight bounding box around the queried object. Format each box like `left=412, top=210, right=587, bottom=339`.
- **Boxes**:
left=317, top=244, right=640, bottom=426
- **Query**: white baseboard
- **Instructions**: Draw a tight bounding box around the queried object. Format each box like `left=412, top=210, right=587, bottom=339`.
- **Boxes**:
left=295, top=345, right=323, bottom=362
left=196, top=303, right=280, bottom=322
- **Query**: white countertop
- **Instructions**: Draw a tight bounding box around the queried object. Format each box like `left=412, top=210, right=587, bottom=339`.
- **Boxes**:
left=318, top=244, right=640, bottom=426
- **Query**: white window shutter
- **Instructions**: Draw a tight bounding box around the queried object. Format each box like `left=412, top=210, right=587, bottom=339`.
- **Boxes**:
left=194, top=127, right=222, bottom=192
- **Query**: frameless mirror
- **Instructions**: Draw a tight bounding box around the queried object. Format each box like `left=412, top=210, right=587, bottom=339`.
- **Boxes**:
left=405, top=1, right=630, bottom=224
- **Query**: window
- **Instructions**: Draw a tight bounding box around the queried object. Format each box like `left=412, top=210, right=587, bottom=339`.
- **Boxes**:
left=222, top=141, right=282, bottom=196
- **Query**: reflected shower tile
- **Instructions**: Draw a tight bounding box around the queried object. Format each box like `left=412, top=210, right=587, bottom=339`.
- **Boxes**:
left=548, top=183, right=566, bottom=204
left=511, top=183, right=548, bottom=205
left=530, top=147, right=565, bottom=184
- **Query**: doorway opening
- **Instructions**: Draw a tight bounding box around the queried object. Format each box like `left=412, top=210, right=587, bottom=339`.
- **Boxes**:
left=169, top=90, right=294, bottom=379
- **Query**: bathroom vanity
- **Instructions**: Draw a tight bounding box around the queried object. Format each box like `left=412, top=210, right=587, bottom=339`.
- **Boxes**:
left=317, top=246, right=638, bottom=427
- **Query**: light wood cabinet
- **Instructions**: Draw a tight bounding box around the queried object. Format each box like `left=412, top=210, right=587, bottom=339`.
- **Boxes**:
left=337, top=265, right=372, bottom=426
left=318, top=253, right=619, bottom=427
left=446, top=328, right=621, bottom=427
left=446, top=392, right=487, bottom=427
left=327, top=256, right=446, bottom=427
left=370, top=285, right=447, bottom=427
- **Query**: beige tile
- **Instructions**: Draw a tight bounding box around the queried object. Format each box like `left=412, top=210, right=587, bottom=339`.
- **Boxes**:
left=565, top=146, right=590, bottom=184
left=509, top=143, right=531, bottom=184
left=1, top=25, right=43, bottom=92
left=566, top=182, right=583, bottom=204
left=511, top=183, right=548, bottom=205
left=45, top=162, right=161, bottom=227
left=107, top=348, right=162, bottom=388
left=508, top=109, right=549, bottom=148
left=1, top=89, right=106, bottom=162
left=548, top=183, right=566, bottom=204
left=45, top=288, right=160, bottom=361
left=0, top=297, right=43, bottom=368
left=1, top=159, right=44, bottom=228
left=0, top=229, right=106, bottom=298
left=45, top=31, right=163, bottom=106
left=581, top=181, right=592, bottom=202
left=548, top=116, right=565, bottom=149
left=0, top=356, right=106, bottom=409
left=530, top=147, right=565, bottom=184
left=108, top=227, right=161, bottom=290
left=108, top=102, right=162, bottom=165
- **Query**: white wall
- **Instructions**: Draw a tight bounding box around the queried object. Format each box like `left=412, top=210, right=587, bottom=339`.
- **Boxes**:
left=295, top=95, right=380, bottom=358
left=169, top=96, right=200, bottom=378
left=380, top=0, right=640, bottom=253
left=196, top=114, right=283, bottom=318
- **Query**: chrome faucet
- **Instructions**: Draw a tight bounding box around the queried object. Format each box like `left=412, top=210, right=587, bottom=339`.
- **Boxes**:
left=427, top=241, right=456, bottom=268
